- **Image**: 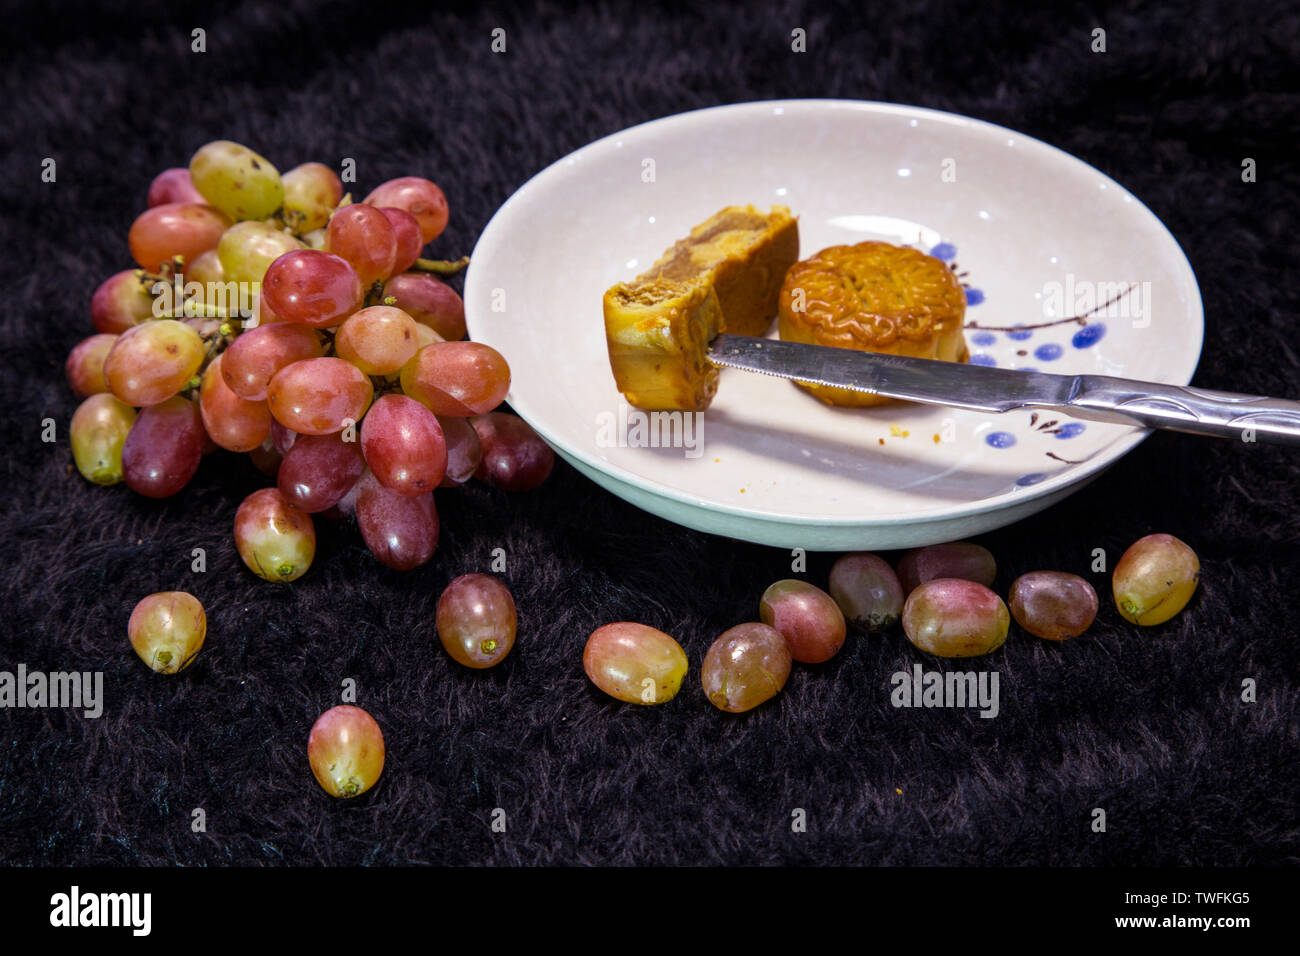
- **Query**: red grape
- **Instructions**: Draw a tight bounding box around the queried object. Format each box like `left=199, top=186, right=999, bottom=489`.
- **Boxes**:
left=400, top=341, right=510, bottom=416
left=354, top=470, right=439, bottom=570
left=363, top=176, right=448, bottom=243
left=326, top=203, right=396, bottom=287
left=261, top=250, right=364, bottom=328
left=199, top=353, right=272, bottom=452
left=361, top=394, right=447, bottom=496
left=436, top=574, right=517, bottom=668
left=378, top=207, right=423, bottom=274
left=437, top=415, right=482, bottom=487
left=382, top=272, right=465, bottom=341
left=66, top=333, right=118, bottom=397
left=277, top=432, right=365, bottom=513
left=104, top=319, right=205, bottom=406
left=91, top=270, right=157, bottom=334
left=334, top=306, right=419, bottom=376
left=267, top=357, right=373, bottom=435
left=121, top=395, right=205, bottom=497
left=759, top=580, right=846, bottom=663
left=221, top=323, right=323, bottom=401
left=470, top=412, right=555, bottom=491
left=128, top=202, right=231, bottom=271
left=147, top=168, right=205, bottom=207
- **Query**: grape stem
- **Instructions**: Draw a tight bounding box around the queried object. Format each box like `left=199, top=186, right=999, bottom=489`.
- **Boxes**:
left=412, top=255, right=469, bottom=276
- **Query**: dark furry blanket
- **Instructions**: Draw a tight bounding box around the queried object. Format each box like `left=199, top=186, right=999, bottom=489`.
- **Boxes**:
left=1, top=0, right=1296, bottom=865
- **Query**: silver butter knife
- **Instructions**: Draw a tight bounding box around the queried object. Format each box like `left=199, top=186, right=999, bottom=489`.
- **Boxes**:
left=707, top=334, right=1300, bottom=446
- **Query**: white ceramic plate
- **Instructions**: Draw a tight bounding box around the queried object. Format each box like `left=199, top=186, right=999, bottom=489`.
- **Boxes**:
left=464, top=100, right=1203, bottom=549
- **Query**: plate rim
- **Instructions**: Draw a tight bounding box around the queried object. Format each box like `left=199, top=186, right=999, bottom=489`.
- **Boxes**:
left=465, top=97, right=1205, bottom=530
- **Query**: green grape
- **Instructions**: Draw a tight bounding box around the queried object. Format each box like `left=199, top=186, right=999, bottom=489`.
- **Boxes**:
left=583, top=623, right=688, bottom=704
left=1112, top=534, right=1199, bottom=626
left=217, top=221, right=303, bottom=285
left=70, top=393, right=136, bottom=485
left=280, top=162, right=342, bottom=233
left=701, top=622, right=792, bottom=713
left=128, top=591, right=206, bottom=674
left=189, top=140, right=284, bottom=221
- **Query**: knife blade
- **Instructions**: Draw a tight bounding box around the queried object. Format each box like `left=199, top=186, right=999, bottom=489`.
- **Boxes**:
left=706, top=334, right=1300, bottom=446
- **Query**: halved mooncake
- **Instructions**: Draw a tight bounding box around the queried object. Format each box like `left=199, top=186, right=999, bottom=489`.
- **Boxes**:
left=604, top=205, right=799, bottom=411
left=777, top=241, right=969, bottom=407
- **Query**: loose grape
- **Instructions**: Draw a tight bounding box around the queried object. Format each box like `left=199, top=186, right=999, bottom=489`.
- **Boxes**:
left=326, top=203, right=397, bottom=287
left=361, top=394, right=447, bottom=496
left=280, top=162, right=342, bottom=233
left=103, top=318, right=205, bottom=406
left=1112, top=534, right=1199, bottom=626
left=400, top=341, right=510, bottom=417
left=121, top=395, right=205, bottom=497
left=147, top=167, right=206, bottom=207
left=128, top=591, right=206, bottom=674
left=307, top=705, right=384, bottom=798
left=438, top=415, right=482, bottom=487
left=216, top=220, right=304, bottom=285
left=436, top=574, right=517, bottom=668
left=470, top=412, right=555, bottom=492
left=199, top=353, right=272, bottom=452
left=91, top=270, right=156, bottom=334
left=267, top=357, right=373, bottom=435
left=583, top=623, right=688, bottom=705
left=70, top=393, right=136, bottom=485
left=221, top=323, right=323, bottom=401
left=759, top=580, right=846, bottom=663
left=700, top=622, right=792, bottom=713
left=1008, top=571, right=1098, bottom=640
left=902, top=578, right=1009, bottom=657
left=128, top=202, right=231, bottom=271
left=234, top=487, right=315, bottom=582
left=335, top=306, right=419, bottom=376
left=897, top=541, right=997, bottom=595
left=382, top=272, right=465, bottom=340
left=261, top=250, right=364, bottom=327
left=828, top=553, right=904, bottom=630
left=364, top=176, right=448, bottom=243
left=189, top=140, right=284, bottom=221
left=66, top=333, right=118, bottom=397
left=277, top=432, right=365, bottom=513
left=354, top=470, right=439, bottom=570
left=378, top=207, right=423, bottom=274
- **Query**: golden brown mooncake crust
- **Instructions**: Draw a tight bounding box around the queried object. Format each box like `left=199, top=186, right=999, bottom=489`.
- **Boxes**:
left=777, top=241, right=968, bottom=407
left=604, top=205, right=800, bottom=410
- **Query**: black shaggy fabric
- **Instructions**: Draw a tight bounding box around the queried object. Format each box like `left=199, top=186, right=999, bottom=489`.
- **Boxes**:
left=1, top=0, right=1297, bottom=866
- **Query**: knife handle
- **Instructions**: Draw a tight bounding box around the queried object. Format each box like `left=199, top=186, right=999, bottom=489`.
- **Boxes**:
left=1069, top=376, right=1300, bottom=445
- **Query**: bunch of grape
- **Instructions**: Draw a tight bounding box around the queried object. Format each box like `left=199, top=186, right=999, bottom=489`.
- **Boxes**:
left=68, top=140, right=554, bottom=578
